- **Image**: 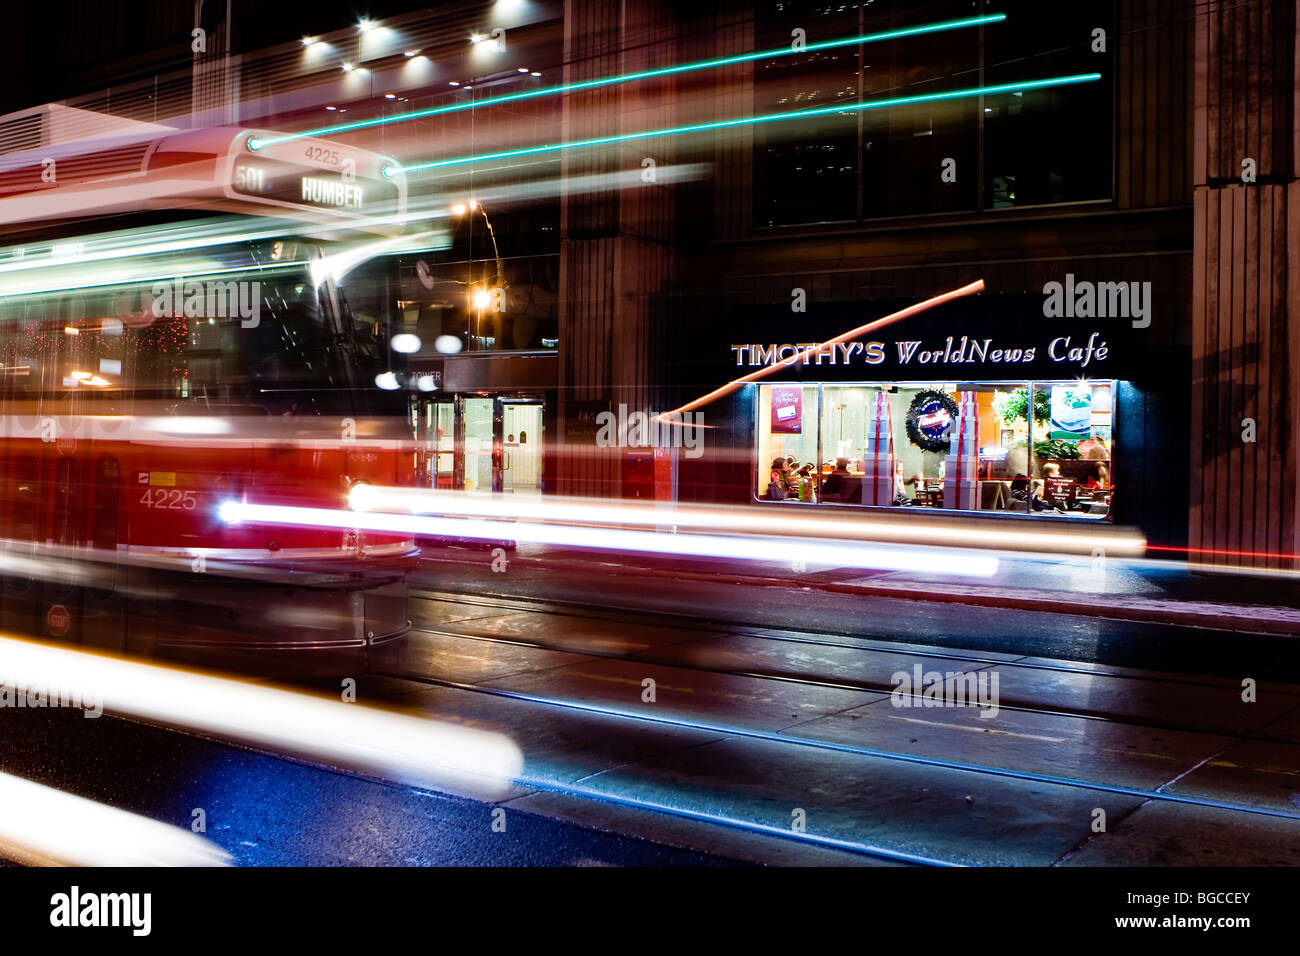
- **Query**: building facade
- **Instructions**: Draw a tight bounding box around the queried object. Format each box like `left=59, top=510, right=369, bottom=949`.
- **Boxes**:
left=4, top=0, right=1294, bottom=568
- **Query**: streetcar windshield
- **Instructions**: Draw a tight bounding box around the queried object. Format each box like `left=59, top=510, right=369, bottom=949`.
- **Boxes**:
left=0, top=236, right=407, bottom=418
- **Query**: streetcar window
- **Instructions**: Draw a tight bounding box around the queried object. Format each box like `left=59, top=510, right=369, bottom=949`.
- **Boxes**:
left=10, top=457, right=39, bottom=542
left=0, top=239, right=407, bottom=419
left=125, top=244, right=353, bottom=415
left=92, top=456, right=120, bottom=554
left=52, top=458, right=80, bottom=547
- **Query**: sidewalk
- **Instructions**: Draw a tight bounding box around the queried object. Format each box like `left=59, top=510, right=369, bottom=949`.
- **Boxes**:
left=419, top=538, right=1300, bottom=637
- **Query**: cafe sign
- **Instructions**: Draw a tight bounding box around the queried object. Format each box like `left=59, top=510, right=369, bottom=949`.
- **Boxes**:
left=731, top=332, right=1110, bottom=372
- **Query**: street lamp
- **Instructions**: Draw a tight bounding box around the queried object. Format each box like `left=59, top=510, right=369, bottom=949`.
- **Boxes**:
left=451, top=199, right=503, bottom=286
left=452, top=199, right=506, bottom=349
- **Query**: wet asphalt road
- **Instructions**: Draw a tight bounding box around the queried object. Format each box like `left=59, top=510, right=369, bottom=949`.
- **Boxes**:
left=0, top=706, right=740, bottom=867
left=2, top=544, right=1295, bottom=868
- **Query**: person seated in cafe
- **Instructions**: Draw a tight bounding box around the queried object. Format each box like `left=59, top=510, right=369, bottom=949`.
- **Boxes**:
left=1079, top=437, right=1109, bottom=460
left=1030, top=461, right=1060, bottom=503
left=892, top=459, right=910, bottom=507
left=1003, top=442, right=1029, bottom=480
left=908, top=470, right=927, bottom=504
left=793, top=464, right=817, bottom=502
left=821, top=458, right=854, bottom=502
left=1011, top=473, right=1055, bottom=512
left=767, top=457, right=793, bottom=500
left=1083, top=462, right=1112, bottom=492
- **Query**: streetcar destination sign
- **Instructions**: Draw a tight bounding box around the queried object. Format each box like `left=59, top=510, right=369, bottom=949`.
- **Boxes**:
left=231, top=158, right=396, bottom=213
left=300, top=175, right=364, bottom=210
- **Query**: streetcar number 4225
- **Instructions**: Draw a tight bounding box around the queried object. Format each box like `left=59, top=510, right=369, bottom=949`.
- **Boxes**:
left=139, top=489, right=197, bottom=510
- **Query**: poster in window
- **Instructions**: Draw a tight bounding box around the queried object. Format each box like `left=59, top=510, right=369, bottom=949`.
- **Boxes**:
left=770, top=386, right=802, bottom=434
left=1049, top=385, right=1092, bottom=440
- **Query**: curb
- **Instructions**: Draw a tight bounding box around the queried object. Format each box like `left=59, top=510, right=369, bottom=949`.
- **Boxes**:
left=418, top=551, right=1299, bottom=637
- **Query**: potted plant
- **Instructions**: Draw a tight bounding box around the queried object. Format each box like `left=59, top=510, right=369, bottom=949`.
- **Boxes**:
left=992, top=387, right=1050, bottom=428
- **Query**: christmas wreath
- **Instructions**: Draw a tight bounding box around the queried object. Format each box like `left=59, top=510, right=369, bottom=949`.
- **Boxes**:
left=905, top=389, right=960, bottom=452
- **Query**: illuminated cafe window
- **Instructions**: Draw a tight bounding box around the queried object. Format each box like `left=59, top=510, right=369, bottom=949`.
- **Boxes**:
left=757, top=384, right=819, bottom=502
left=755, top=381, right=1115, bottom=519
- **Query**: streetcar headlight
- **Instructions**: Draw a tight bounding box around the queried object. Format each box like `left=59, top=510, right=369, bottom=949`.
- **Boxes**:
left=347, top=482, right=377, bottom=512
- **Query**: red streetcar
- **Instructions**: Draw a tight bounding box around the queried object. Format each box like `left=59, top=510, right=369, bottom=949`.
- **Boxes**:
left=0, top=104, right=424, bottom=673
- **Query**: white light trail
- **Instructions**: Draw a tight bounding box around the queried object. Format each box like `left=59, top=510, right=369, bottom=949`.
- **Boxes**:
left=344, top=485, right=1145, bottom=558
left=221, top=500, right=1000, bottom=577
left=0, top=636, right=524, bottom=799
left=0, top=771, right=232, bottom=867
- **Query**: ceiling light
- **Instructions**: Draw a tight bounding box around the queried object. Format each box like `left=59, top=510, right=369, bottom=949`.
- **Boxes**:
left=390, top=333, right=422, bottom=354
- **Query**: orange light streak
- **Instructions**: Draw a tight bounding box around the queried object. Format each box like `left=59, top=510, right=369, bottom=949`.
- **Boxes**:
left=655, top=279, right=985, bottom=422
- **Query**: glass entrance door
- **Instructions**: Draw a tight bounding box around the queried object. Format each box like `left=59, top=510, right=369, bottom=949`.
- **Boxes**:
left=459, top=396, right=499, bottom=493
left=502, top=403, right=543, bottom=495
left=439, top=396, right=543, bottom=495
left=417, top=399, right=455, bottom=489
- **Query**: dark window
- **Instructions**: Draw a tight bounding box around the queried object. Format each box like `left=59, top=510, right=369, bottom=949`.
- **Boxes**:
left=753, top=1, right=861, bottom=226
left=859, top=2, right=980, bottom=218
left=983, top=0, right=1114, bottom=208
left=753, top=0, right=1114, bottom=225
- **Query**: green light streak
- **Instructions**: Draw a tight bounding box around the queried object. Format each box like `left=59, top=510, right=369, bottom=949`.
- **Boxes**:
left=0, top=260, right=310, bottom=301
left=254, top=13, right=1006, bottom=148
left=0, top=227, right=295, bottom=279
left=395, top=73, right=1102, bottom=174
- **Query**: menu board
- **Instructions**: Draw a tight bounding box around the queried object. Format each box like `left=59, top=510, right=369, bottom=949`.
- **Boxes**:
left=1044, top=477, right=1077, bottom=505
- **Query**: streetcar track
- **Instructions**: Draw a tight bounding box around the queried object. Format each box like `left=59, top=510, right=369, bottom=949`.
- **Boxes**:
left=412, top=588, right=1298, bottom=696
left=404, top=617, right=1300, bottom=744
left=377, top=668, right=1300, bottom=826
left=502, top=773, right=956, bottom=867
left=390, top=588, right=1300, bottom=861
